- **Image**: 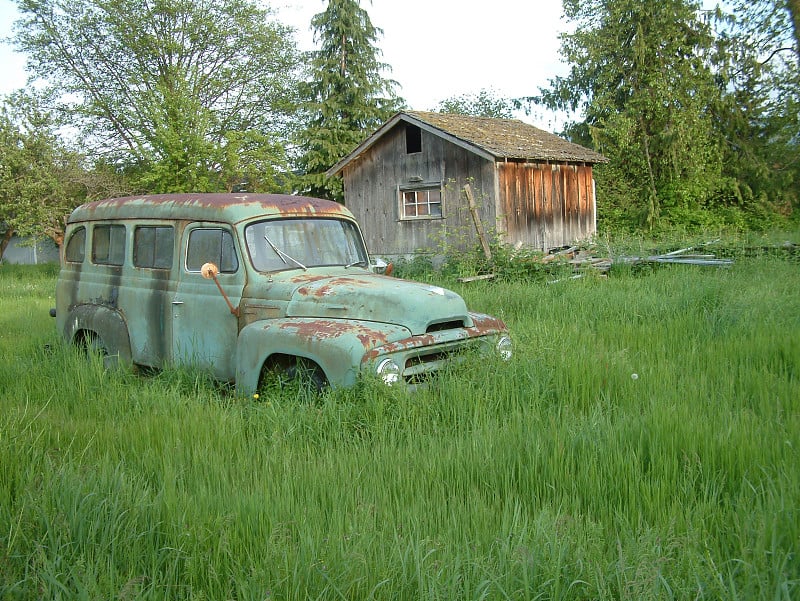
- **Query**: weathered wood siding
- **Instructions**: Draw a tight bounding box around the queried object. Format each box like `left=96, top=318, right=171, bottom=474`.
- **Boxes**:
left=497, top=161, right=596, bottom=250
left=342, top=124, right=496, bottom=256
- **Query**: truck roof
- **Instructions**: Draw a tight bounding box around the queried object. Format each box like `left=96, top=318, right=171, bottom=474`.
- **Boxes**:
left=68, top=193, right=355, bottom=225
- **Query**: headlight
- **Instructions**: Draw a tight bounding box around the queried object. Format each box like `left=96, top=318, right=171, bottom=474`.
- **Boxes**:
left=376, top=358, right=401, bottom=385
left=496, top=336, right=513, bottom=361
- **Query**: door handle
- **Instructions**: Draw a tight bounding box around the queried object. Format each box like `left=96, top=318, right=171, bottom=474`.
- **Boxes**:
left=172, top=300, right=184, bottom=305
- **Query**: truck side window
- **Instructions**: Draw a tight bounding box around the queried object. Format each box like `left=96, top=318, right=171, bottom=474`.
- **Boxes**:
left=186, top=228, right=238, bottom=273
left=134, top=226, right=174, bottom=269
left=65, top=227, right=86, bottom=263
left=92, top=224, right=126, bottom=266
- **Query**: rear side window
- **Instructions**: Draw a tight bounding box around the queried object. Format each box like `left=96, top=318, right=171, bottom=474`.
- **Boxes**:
left=186, top=228, right=238, bottom=273
left=65, top=227, right=86, bottom=263
left=134, top=226, right=174, bottom=269
left=92, top=224, right=126, bottom=266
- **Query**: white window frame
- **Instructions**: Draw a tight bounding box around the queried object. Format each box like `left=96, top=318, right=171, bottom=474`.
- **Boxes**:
left=398, top=183, right=444, bottom=221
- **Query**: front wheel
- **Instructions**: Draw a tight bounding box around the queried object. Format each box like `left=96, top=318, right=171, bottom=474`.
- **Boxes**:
left=258, top=354, right=328, bottom=399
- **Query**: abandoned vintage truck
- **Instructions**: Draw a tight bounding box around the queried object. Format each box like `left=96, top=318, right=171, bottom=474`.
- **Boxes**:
left=52, top=194, right=511, bottom=392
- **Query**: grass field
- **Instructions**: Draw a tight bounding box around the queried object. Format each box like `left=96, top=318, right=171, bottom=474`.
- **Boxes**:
left=1, top=238, right=798, bottom=600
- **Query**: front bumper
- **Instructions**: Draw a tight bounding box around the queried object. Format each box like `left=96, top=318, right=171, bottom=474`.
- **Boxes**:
left=361, top=313, right=510, bottom=385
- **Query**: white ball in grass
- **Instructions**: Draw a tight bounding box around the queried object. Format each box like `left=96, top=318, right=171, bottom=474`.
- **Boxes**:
left=631, top=373, right=639, bottom=380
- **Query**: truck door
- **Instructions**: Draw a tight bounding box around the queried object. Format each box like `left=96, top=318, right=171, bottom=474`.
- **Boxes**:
left=172, top=224, right=244, bottom=381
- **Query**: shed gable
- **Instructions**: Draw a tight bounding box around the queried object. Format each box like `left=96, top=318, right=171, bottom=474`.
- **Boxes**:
left=332, top=112, right=607, bottom=255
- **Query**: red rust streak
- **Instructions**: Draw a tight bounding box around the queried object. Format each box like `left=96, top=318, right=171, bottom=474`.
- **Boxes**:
left=362, top=334, right=438, bottom=361
left=278, top=320, right=390, bottom=347
left=361, top=314, right=507, bottom=362
left=465, top=313, right=507, bottom=333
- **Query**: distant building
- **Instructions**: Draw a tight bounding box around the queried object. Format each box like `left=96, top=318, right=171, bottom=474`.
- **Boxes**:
left=2, top=236, right=60, bottom=264
left=327, top=111, right=608, bottom=255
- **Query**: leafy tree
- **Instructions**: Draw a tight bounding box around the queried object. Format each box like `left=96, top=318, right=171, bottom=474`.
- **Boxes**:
left=538, top=0, right=732, bottom=231
left=789, top=0, right=800, bottom=54
left=711, top=0, right=799, bottom=225
left=434, top=89, right=516, bottom=119
left=11, top=0, right=302, bottom=193
left=296, top=0, right=403, bottom=201
left=0, top=92, right=129, bottom=258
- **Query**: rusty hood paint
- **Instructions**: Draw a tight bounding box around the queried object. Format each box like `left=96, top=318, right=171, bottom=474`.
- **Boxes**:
left=273, top=270, right=473, bottom=336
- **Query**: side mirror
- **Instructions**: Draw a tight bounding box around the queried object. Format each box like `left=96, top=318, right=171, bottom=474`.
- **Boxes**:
left=372, top=258, right=394, bottom=276
left=201, top=262, right=239, bottom=317
left=201, top=262, right=219, bottom=279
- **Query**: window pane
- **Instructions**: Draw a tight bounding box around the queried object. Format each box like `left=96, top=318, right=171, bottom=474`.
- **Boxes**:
left=134, top=227, right=155, bottom=267
left=153, top=227, right=174, bottom=269
left=109, top=226, right=126, bottom=265
left=135, top=226, right=174, bottom=269
left=245, top=218, right=368, bottom=272
left=65, top=227, right=86, bottom=263
left=187, top=228, right=238, bottom=273
left=92, top=225, right=125, bottom=265
left=400, top=186, right=443, bottom=219
left=220, top=231, right=238, bottom=272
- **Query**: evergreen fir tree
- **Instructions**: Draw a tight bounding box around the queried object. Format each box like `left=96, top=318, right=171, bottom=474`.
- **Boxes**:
left=538, top=0, right=729, bottom=230
left=297, top=0, right=403, bottom=201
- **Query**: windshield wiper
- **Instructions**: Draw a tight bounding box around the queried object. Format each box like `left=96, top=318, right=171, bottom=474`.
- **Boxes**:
left=264, top=234, right=307, bottom=271
left=345, top=258, right=368, bottom=269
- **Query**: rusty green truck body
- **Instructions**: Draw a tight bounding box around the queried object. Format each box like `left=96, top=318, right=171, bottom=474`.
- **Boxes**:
left=54, top=193, right=511, bottom=391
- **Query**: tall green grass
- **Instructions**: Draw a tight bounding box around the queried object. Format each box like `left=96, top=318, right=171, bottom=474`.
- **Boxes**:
left=1, top=253, right=798, bottom=600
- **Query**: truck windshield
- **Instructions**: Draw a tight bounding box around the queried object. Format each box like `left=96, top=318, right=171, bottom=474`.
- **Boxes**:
left=244, top=218, right=369, bottom=272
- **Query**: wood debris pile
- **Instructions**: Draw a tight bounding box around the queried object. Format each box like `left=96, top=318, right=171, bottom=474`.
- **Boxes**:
left=457, top=241, right=738, bottom=283
left=544, top=242, right=733, bottom=282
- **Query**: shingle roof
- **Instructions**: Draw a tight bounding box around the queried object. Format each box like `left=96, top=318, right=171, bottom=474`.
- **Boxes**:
left=326, top=111, right=608, bottom=177
left=405, top=111, right=608, bottom=163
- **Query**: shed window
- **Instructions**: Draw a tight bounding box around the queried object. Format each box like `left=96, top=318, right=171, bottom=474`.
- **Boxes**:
left=134, top=226, right=174, bottom=269
left=92, top=224, right=126, bottom=266
left=400, top=186, right=443, bottom=220
left=186, top=228, right=238, bottom=273
left=65, top=227, right=86, bottom=263
left=405, top=124, right=421, bottom=154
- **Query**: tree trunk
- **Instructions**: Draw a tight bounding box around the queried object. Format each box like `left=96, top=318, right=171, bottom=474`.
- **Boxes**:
left=639, top=118, right=660, bottom=228
left=789, top=0, right=800, bottom=59
left=0, top=228, right=15, bottom=262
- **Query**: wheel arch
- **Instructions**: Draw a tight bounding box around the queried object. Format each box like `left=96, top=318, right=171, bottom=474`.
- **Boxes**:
left=235, top=318, right=408, bottom=395
left=63, top=304, right=133, bottom=365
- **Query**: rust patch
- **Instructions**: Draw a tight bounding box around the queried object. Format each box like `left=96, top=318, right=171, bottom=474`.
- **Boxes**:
left=361, top=314, right=507, bottom=362
left=278, top=320, right=390, bottom=347
left=363, top=334, right=438, bottom=361
left=69, top=194, right=351, bottom=224
left=465, top=313, right=507, bottom=334
left=357, top=331, right=389, bottom=347
left=292, top=276, right=376, bottom=298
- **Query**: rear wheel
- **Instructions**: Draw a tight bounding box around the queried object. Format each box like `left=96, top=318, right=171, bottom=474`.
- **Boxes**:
left=79, top=331, right=118, bottom=370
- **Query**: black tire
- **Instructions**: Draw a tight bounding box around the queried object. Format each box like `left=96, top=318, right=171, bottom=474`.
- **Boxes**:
left=81, top=332, right=118, bottom=370
left=258, top=355, right=328, bottom=398
left=285, top=358, right=328, bottom=394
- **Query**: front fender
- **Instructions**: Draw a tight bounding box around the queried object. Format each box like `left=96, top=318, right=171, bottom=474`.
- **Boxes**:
left=235, top=318, right=410, bottom=394
left=63, top=304, right=133, bottom=364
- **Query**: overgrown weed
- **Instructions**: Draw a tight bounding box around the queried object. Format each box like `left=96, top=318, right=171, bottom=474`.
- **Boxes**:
left=1, top=241, right=798, bottom=600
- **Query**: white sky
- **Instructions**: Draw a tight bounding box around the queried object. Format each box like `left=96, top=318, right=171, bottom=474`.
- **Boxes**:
left=0, top=0, right=572, bottom=130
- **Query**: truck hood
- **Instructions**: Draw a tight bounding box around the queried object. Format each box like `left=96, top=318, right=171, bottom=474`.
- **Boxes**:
left=282, top=271, right=472, bottom=335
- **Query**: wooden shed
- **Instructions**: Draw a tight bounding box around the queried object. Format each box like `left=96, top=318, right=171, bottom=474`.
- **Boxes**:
left=327, top=111, right=607, bottom=256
